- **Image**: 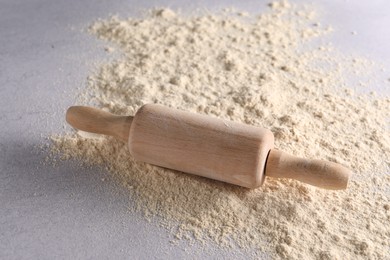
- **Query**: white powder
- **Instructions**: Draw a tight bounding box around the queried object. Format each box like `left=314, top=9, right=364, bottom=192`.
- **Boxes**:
left=51, top=1, right=390, bottom=259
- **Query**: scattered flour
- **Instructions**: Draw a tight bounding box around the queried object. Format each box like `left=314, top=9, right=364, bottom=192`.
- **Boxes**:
left=51, top=1, right=390, bottom=259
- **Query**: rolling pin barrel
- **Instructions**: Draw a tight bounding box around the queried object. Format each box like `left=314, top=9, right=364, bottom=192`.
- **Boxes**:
left=66, top=104, right=352, bottom=190
left=128, top=104, right=274, bottom=188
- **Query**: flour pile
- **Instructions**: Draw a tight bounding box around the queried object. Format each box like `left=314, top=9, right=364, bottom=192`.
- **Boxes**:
left=51, top=1, right=390, bottom=259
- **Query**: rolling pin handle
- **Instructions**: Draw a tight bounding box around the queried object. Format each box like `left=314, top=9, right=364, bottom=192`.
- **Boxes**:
left=265, top=149, right=352, bottom=190
left=66, top=106, right=133, bottom=142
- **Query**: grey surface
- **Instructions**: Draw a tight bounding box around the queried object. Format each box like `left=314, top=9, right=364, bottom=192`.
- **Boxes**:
left=0, top=0, right=389, bottom=259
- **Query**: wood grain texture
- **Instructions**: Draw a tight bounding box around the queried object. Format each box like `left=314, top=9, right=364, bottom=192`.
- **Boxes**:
left=128, top=104, right=274, bottom=188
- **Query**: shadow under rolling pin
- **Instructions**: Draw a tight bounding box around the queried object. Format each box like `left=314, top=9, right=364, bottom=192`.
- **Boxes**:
left=66, top=104, right=352, bottom=190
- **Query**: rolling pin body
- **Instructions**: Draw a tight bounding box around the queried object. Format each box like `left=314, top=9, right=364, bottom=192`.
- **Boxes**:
left=66, top=104, right=351, bottom=190
left=129, top=104, right=273, bottom=188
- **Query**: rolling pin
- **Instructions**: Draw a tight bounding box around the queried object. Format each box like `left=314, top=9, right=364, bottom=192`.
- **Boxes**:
left=66, top=104, right=352, bottom=190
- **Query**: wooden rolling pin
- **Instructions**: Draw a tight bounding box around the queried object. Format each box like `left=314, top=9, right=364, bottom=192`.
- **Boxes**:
left=66, top=104, right=352, bottom=190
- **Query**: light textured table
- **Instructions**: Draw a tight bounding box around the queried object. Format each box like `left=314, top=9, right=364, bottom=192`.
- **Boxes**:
left=1, top=0, right=389, bottom=259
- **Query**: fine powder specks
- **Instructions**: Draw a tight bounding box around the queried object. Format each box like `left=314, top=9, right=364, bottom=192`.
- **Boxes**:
left=51, top=1, right=390, bottom=259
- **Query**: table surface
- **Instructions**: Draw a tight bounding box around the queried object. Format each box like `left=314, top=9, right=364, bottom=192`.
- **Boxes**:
left=1, top=0, right=389, bottom=259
